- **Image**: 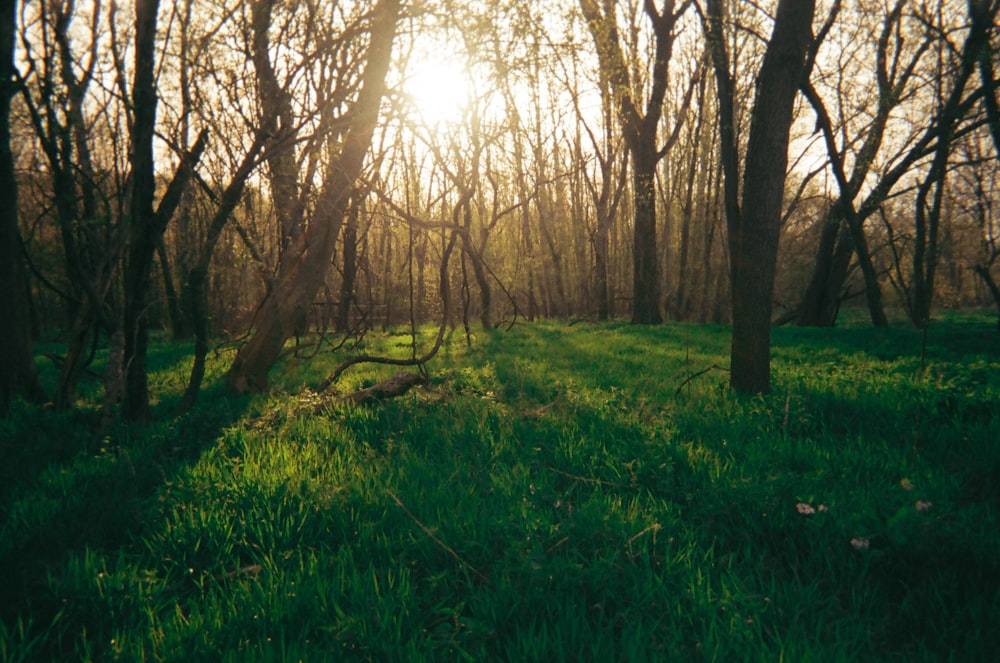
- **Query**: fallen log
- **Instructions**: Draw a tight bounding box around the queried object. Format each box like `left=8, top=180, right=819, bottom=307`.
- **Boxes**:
left=341, top=371, right=428, bottom=405
left=245, top=371, right=430, bottom=429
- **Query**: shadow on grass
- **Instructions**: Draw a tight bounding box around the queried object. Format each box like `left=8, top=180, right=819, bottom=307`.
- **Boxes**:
left=472, top=318, right=1000, bottom=658
left=0, top=373, right=250, bottom=657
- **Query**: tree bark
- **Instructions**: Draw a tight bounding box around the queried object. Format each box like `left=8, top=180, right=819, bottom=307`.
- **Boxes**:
left=631, top=142, right=662, bottom=324
left=794, top=2, right=911, bottom=328
left=157, top=238, right=183, bottom=336
left=342, top=371, right=427, bottom=405
left=226, top=0, right=401, bottom=394
left=0, top=0, right=45, bottom=414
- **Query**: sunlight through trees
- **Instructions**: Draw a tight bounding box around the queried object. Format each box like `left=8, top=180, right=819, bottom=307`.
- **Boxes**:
left=5, top=0, right=1000, bottom=409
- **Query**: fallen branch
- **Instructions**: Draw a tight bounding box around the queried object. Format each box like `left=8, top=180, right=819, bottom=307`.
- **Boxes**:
left=342, top=371, right=428, bottom=405
left=315, top=230, right=460, bottom=394
left=245, top=372, right=429, bottom=428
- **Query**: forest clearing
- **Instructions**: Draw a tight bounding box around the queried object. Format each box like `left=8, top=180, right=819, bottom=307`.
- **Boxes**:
left=2, top=314, right=998, bottom=660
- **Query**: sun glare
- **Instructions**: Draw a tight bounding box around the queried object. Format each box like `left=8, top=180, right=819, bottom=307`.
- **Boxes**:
left=405, top=57, right=470, bottom=126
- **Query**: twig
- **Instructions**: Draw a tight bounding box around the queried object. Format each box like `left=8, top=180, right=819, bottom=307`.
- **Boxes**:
left=674, top=363, right=729, bottom=396
left=522, top=398, right=559, bottom=418
left=386, top=489, right=486, bottom=582
left=546, top=536, right=570, bottom=554
left=626, top=523, right=661, bottom=548
left=547, top=467, right=621, bottom=488
left=568, top=314, right=600, bottom=326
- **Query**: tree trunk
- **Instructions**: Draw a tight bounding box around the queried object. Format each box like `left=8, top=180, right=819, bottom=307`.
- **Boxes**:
left=337, top=194, right=362, bottom=333
left=0, top=0, right=45, bottom=413
left=631, top=143, right=662, bottom=324
left=180, top=133, right=268, bottom=411
left=973, top=264, right=1000, bottom=331
left=53, top=305, right=95, bottom=409
left=157, top=238, right=184, bottom=337
left=709, top=0, right=816, bottom=395
left=797, top=214, right=852, bottom=326
left=595, top=223, right=611, bottom=320
left=675, top=123, right=700, bottom=318
left=226, top=0, right=401, bottom=394
left=459, top=224, right=493, bottom=329
left=537, top=200, right=567, bottom=319
left=121, top=0, right=162, bottom=422
left=123, top=116, right=207, bottom=421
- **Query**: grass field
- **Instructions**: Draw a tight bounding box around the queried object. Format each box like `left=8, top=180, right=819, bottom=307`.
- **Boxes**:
left=2, top=313, right=998, bottom=661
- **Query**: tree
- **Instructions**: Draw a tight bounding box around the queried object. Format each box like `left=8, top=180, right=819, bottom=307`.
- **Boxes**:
left=15, top=0, right=119, bottom=409
left=226, top=0, right=401, bottom=394
left=972, top=4, right=1000, bottom=328
left=706, top=0, right=818, bottom=394
left=904, top=0, right=998, bottom=328
left=122, top=0, right=208, bottom=420
left=579, top=0, right=694, bottom=324
left=795, top=0, right=929, bottom=328
left=0, top=0, right=45, bottom=414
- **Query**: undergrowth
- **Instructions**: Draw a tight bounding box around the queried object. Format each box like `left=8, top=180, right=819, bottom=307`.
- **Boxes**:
left=2, top=313, right=998, bottom=661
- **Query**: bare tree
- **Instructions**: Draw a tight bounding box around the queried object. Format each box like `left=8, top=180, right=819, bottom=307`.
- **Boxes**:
left=705, top=0, right=818, bottom=394
left=0, top=0, right=45, bottom=414
left=15, top=0, right=120, bottom=409
left=121, top=0, right=209, bottom=420
left=579, top=0, right=694, bottom=324
left=226, top=0, right=401, bottom=394
left=904, top=0, right=998, bottom=327
left=796, top=0, right=931, bottom=328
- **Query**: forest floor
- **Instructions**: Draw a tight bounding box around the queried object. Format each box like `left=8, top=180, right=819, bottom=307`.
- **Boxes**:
left=2, top=311, right=999, bottom=661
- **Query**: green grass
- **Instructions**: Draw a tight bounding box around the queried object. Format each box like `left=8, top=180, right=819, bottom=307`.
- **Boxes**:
left=2, top=313, right=999, bottom=661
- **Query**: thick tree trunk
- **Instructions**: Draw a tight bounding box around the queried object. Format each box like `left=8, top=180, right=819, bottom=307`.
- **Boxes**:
left=0, top=0, right=45, bottom=413
left=123, top=122, right=207, bottom=420
left=631, top=144, right=662, bottom=324
left=226, top=0, right=400, bottom=394
left=123, top=78, right=207, bottom=429
left=797, top=215, right=852, bottom=326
